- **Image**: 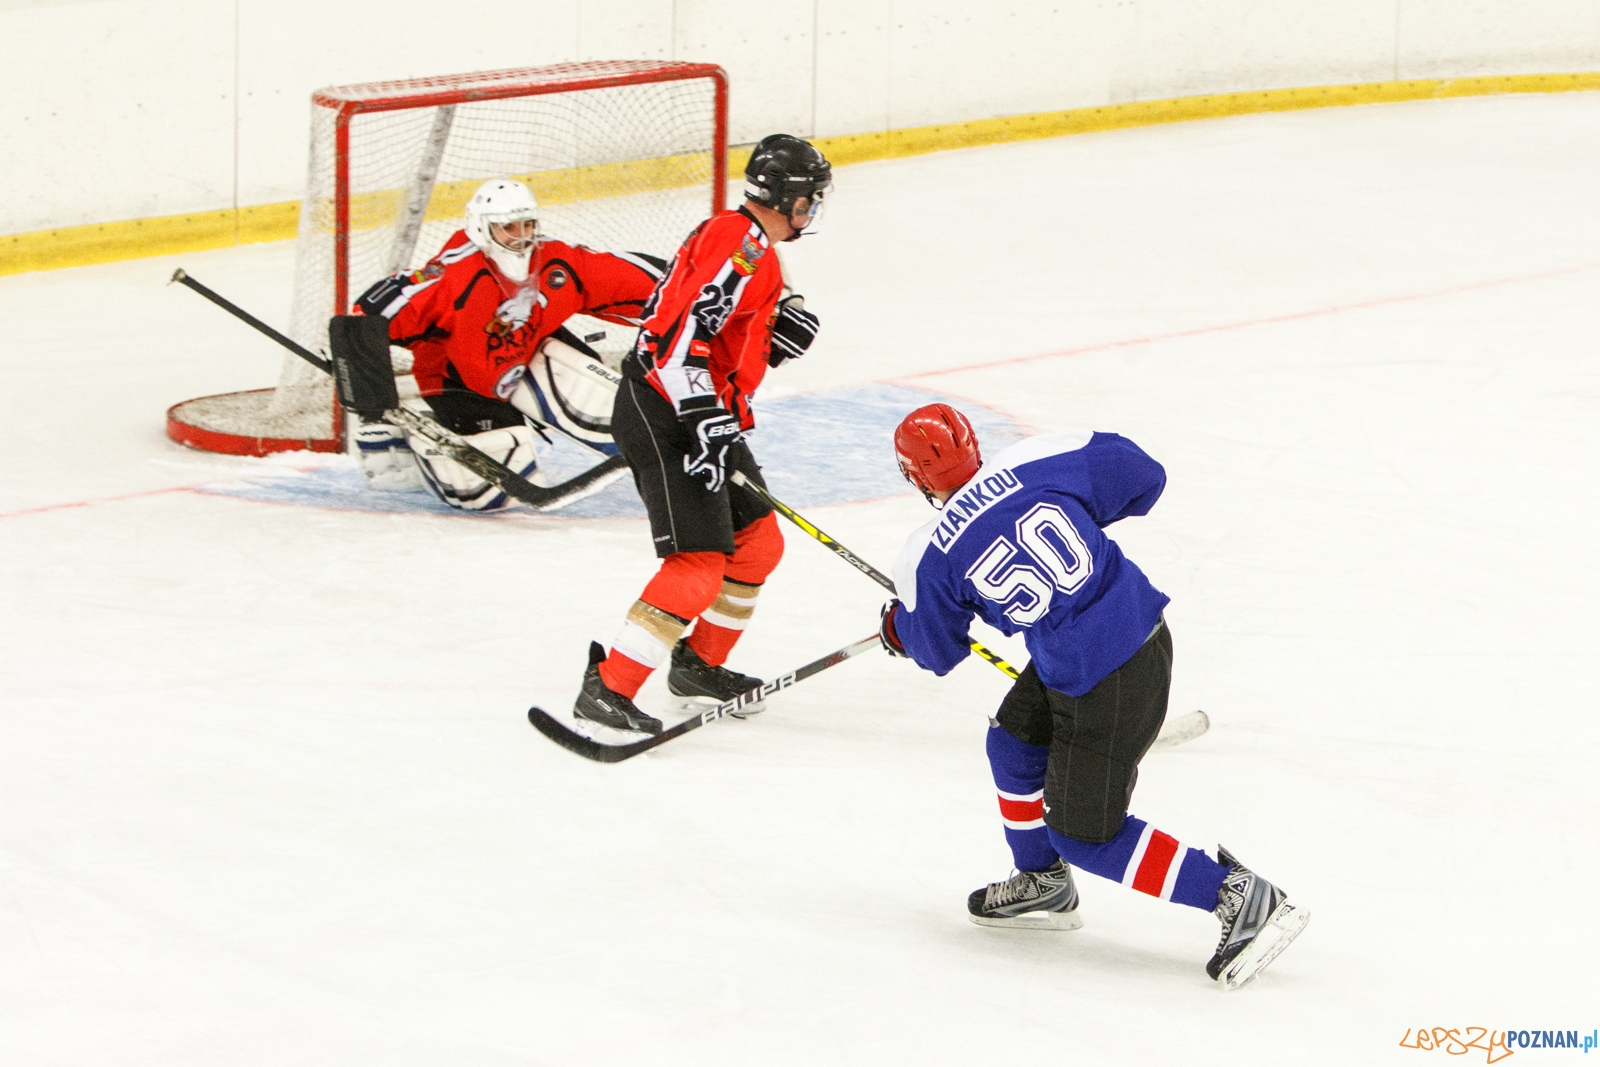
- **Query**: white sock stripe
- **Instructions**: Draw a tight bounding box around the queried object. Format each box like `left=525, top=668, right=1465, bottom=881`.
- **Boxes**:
left=719, top=592, right=760, bottom=607
left=1159, top=843, right=1187, bottom=902
left=1002, top=817, right=1045, bottom=830
left=700, top=608, right=749, bottom=630
left=610, top=620, right=671, bottom=668
left=996, top=788, right=1044, bottom=802
left=1121, top=823, right=1157, bottom=888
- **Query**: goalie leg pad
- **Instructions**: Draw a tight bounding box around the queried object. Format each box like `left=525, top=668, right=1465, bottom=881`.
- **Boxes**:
left=354, top=421, right=423, bottom=492
left=522, top=336, right=622, bottom=453
left=409, top=424, right=545, bottom=511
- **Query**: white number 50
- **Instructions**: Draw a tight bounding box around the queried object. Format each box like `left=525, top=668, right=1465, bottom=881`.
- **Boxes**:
left=963, top=503, right=1094, bottom=626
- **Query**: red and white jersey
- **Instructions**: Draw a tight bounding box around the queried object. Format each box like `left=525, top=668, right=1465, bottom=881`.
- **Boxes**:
left=625, top=207, right=784, bottom=430
left=355, top=230, right=662, bottom=399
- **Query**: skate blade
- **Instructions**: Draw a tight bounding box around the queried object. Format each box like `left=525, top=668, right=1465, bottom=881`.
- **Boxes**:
left=667, top=696, right=766, bottom=719
left=569, top=712, right=660, bottom=741
left=1221, top=901, right=1310, bottom=990
left=969, top=909, right=1084, bottom=932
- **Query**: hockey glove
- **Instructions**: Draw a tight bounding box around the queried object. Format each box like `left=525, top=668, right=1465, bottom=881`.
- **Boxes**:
left=768, top=295, right=819, bottom=368
left=879, top=600, right=910, bottom=658
left=681, top=405, right=742, bottom=493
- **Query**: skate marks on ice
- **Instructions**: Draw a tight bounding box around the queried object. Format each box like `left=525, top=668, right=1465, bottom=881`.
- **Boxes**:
left=185, top=383, right=1028, bottom=518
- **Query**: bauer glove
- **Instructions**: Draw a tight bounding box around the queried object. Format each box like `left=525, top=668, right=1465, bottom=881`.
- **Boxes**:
left=681, top=404, right=742, bottom=493
left=768, top=295, right=819, bottom=368
left=879, top=600, right=910, bottom=658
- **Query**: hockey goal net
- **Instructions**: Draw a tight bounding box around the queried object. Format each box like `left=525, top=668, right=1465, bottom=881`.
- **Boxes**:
left=168, top=60, right=728, bottom=456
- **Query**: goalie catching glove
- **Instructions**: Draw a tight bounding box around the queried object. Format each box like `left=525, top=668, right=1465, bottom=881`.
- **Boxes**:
left=680, top=402, right=742, bottom=493
left=768, top=295, right=819, bottom=367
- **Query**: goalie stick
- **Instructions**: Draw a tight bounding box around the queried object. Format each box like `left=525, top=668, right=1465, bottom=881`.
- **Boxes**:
left=728, top=471, right=1211, bottom=750
left=529, top=634, right=881, bottom=763
left=170, top=269, right=628, bottom=511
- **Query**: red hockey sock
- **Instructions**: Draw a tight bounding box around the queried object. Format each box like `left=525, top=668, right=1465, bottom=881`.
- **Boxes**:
left=640, top=551, right=724, bottom=619
left=685, top=617, right=743, bottom=667
left=598, top=647, right=654, bottom=700
left=681, top=512, right=783, bottom=667
left=603, top=552, right=724, bottom=698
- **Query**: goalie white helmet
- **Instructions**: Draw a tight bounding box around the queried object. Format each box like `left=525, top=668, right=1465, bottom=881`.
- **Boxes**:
left=465, top=178, right=540, bottom=283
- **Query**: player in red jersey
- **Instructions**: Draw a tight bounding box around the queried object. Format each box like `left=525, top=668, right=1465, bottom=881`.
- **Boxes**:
left=334, top=178, right=663, bottom=509
left=572, top=135, right=832, bottom=734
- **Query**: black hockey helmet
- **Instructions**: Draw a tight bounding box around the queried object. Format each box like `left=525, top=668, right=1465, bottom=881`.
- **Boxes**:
left=744, top=134, right=832, bottom=218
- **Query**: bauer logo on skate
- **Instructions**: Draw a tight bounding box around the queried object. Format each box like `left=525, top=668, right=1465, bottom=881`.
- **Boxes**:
left=931, top=469, right=1022, bottom=552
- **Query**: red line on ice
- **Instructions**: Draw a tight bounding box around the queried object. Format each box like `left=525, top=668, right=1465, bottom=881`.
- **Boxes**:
left=0, top=485, right=200, bottom=520
left=891, top=261, right=1600, bottom=383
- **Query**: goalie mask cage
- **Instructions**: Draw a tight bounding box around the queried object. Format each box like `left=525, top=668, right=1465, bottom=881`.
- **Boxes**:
left=167, top=60, right=729, bottom=456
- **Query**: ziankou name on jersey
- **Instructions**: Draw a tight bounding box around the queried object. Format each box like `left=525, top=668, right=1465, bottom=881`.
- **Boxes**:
left=931, top=469, right=1022, bottom=552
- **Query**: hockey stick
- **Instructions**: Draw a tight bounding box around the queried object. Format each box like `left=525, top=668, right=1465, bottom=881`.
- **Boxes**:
left=729, top=471, right=1210, bottom=749
left=729, top=470, right=1022, bottom=679
left=170, top=269, right=628, bottom=510
left=528, top=634, right=881, bottom=763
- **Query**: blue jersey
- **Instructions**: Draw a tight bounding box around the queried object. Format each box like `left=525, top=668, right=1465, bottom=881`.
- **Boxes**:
left=891, top=430, right=1171, bottom=697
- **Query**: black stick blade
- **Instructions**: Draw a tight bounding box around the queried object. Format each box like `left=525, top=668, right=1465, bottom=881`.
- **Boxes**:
left=527, top=707, right=671, bottom=762
left=527, top=634, right=881, bottom=764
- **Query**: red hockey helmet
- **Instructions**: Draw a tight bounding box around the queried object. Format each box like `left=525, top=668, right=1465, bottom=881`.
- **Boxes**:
left=894, top=403, right=982, bottom=500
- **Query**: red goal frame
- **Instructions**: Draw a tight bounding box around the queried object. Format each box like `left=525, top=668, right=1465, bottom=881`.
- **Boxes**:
left=167, top=60, right=729, bottom=458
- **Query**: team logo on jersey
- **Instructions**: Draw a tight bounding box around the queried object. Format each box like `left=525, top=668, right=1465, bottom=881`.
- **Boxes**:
left=546, top=267, right=568, bottom=289
left=485, top=286, right=540, bottom=342
left=494, top=364, right=527, bottom=399
left=931, top=469, right=1023, bottom=552
left=731, top=235, right=765, bottom=276
left=399, top=260, right=446, bottom=288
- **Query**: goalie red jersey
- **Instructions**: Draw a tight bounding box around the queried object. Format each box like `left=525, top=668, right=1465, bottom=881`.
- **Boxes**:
left=624, top=207, right=785, bottom=429
left=355, top=230, right=663, bottom=400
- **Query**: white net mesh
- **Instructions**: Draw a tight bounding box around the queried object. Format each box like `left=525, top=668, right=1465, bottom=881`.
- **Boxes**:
left=263, top=62, right=725, bottom=439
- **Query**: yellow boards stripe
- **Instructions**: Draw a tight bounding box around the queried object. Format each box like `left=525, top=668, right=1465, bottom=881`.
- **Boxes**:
left=6, top=72, right=1597, bottom=276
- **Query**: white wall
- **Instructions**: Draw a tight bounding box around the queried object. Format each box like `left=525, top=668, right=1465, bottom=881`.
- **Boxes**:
left=2, top=0, right=1597, bottom=236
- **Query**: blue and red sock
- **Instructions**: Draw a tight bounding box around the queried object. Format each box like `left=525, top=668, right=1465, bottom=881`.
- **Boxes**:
left=984, top=721, right=1227, bottom=912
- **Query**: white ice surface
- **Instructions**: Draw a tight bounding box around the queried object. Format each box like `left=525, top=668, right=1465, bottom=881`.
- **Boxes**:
left=3, top=92, right=1599, bottom=1064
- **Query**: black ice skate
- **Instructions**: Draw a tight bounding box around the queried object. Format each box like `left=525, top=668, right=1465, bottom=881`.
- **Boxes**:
left=967, top=860, right=1083, bottom=931
left=573, top=641, right=662, bottom=735
left=667, top=641, right=766, bottom=716
left=1207, top=845, right=1310, bottom=990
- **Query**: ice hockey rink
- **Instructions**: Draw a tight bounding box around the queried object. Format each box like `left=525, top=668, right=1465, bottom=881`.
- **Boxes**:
left=3, top=90, right=1598, bottom=1064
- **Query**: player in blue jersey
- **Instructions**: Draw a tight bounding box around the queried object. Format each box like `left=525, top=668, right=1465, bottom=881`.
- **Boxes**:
left=877, top=403, right=1309, bottom=989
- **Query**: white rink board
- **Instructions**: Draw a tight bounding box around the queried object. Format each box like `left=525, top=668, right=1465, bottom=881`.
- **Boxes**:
left=3, top=94, right=1599, bottom=1064
left=3, top=0, right=1599, bottom=233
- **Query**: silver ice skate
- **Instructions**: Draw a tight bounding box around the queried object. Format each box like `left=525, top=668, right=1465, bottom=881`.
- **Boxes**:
left=1207, top=845, right=1310, bottom=990
left=967, top=860, right=1083, bottom=931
